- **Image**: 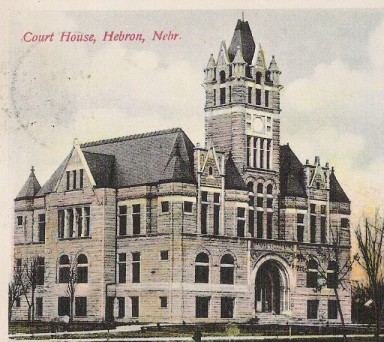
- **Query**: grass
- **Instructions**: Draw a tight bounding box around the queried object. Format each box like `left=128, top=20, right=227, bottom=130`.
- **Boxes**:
left=8, top=322, right=384, bottom=340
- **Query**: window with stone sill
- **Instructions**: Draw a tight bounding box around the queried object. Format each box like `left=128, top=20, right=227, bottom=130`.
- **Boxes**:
left=58, top=206, right=90, bottom=239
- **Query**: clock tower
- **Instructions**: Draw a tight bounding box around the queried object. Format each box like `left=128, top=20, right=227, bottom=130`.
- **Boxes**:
left=204, top=18, right=283, bottom=238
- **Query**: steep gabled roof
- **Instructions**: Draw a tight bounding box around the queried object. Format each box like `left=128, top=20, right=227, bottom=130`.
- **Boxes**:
left=228, top=19, right=255, bottom=65
left=330, top=170, right=350, bottom=203
left=280, top=144, right=307, bottom=198
left=81, top=128, right=195, bottom=187
left=225, top=153, right=247, bottom=191
left=16, top=167, right=41, bottom=200
left=82, top=151, right=115, bottom=188
left=36, top=155, right=71, bottom=196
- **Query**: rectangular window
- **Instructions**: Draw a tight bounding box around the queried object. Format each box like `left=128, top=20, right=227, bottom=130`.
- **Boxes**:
left=266, top=140, right=271, bottom=169
left=119, top=206, right=127, bottom=236
left=307, top=300, right=319, bottom=319
left=201, top=203, right=208, bottom=235
left=310, top=215, right=316, bottom=243
left=321, top=217, right=326, bottom=244
left=132, top=204, right=141, bottom=235
left=229, top=86, right=232, bottom=102
left=341, top=218, right=349, bottom=228
left=37, top=257, right=45, bottom=285
left=310, top=204, right=316, bottom=214
left=221, top=297, right=234, bottom=318
left=267, top=212, right=273, bottom=239
left=213, top=89, right=216, bottom=105
left=68, top=209, right=74, bottom=238
left=79, top=169, right=84, bottom=189
left=248, top=87, right=252, bottom=103
left=84, top=207, right=90, bottom=236
left=16, top=258, right=22, bottom=269
left=161, top=201, right=169, bottom=213
left=58, top=297, right=70, bottom=316
left=15, top=297, right=20, bottom=308
left=118, top=253, right=126, bottom=283
left=73, top=170, right=77, bottom=189
left=160, top=296, right=168, bottom=308
left=249, top=209, right=254, bottom=237
left=327, top=270, right=338, bottom=289
left=132, top=252, right=140, bottom=283
left=17, top=216, right=23, bottom=226
left=75, top=297, right=87, bottom=317
left=257, top=197, right=263, bottom=208
left=253, top=137, right=258, bottom=168
left=160, top=250, right=169, bottom=260
left=38, top=214, right=45, bottom=242
left=259, top=138, right=264, bottom=169
left=58, top=210, right=65, bottom=239
left=196, top=297, right=210, bottom=318
left=257, top=211, right=263, bottom=238
left=201, top=191, right=208, bottom=202
left=267, top=198, right=273, bottom=208
left=36, top=297, right=43, bottom=317
left=321, top=205, right=326, bottom=215
left=328, top=300, right=338, bottom=319
left=297, top=214, right=305, bottom=242
left=256, top=89, right=261, bottom=105
left=131, top=296, right=139, bottom=318
left=118, top=297, right=125, bottom=318
left=247, top=136, right=251, bottom=167
left=213, top=193, right=220, bottom=235
left=220, top=87, right=226, bottom=104
left=184, top=201, right=193, bottom=213
left=66, top=171, right=70, bottom=191
left=237, top=207, right=245, bottom=237
left=265, top=90, right=269, bottom=107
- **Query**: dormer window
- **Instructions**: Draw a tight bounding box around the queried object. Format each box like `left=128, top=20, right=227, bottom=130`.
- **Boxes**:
left=208, top=166, right=213, bottom=176
left=256, top=71, right=262, bottom=84
left=220, top=70, right=226, bottom=84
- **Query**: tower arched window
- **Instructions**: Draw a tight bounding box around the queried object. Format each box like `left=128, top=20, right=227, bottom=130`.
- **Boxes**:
left=265, top=70, right=271, bottom=82
left=257, top=183, right=263, bottom=194
left=307, top=259, right=318, bottom=288
left=58, top=255, right=70, bottom=283
left=327, top=261, right=338, bottom=289
left=220, top=70, right=226, bottom=84
left=267, top=184, right=273, bottom=195
left=245, top=65, right=251, bottom=78
left=220, top=254, right=235, bottom=284
left=256, top=72, right=262, bottom=84
left=77, top=254, right=88, bottom=283
left=195, top=252, right=209, bottom=283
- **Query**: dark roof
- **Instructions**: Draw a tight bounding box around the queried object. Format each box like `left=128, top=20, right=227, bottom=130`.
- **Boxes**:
left=81, top=128, right=195, bottom=187
left=228, top=19, right=255, bottom=65
left=330, top=170, right=350, bottom=203
left=280, top=145, right=307, bottom=198
left=36, top=155, right=71, bottom=196
left=16, top=168, right=41, bottom=200
left=83, top=151, right=115, bottom=188
left=225, top=154, right=247, bottom=191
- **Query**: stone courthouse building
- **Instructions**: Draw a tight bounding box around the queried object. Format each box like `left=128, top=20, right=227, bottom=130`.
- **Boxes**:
left=12, top=19, right=352, bottom=324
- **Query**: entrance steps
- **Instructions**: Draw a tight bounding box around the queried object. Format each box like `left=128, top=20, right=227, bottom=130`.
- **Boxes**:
left=255, top=312, right=291, bottom=325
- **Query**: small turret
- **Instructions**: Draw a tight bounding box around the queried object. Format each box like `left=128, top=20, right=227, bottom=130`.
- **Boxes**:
left=205, top=54, right=216, bottom=81
left=268, top=55, right=281, bottom=85
left=16, top=166, right=41, bottom=200
left=253, top=43, right=266, bottom=69
left=233, top=45, right=245, bottom=77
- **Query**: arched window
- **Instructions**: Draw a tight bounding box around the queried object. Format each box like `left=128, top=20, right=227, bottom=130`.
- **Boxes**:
left=257, top=183, right=263, bottom=194
left=265, top=70, right=271, bottom=82
left=208, top=166, right=213, bottom=176
left=59, top=255, right=70, bottom=283
left=220, top=70, right=226, bottom=84
left=327, top=261, right=338, bottom=289
left=247, top=181, right=254, bottom=193
left=248, top=182, right=255, bottom=206
left=245, top=65, right=251, bottom=78
left=256, top=72, right=262, bottom=84
left=307, top=259, right=318, bottom=288
left=77, top=254, right=88, bottom=283
left=220, top=254, right=235, bottom=284
left=267, top=184, right=273, bottom=195
left=195, top=253, right=209, bottom=283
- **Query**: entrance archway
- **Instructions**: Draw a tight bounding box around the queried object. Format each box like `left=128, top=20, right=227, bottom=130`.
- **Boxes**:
left=254, top=259, right=290, bottom=315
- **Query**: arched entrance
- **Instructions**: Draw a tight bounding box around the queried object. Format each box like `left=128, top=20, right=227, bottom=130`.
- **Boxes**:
left=254, top=259, right=290, bottom=315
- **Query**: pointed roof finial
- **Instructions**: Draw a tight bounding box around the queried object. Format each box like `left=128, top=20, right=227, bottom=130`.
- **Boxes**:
left=242, top=11, right=244, bottom=21
left=31, top=166, right=35, bottom=173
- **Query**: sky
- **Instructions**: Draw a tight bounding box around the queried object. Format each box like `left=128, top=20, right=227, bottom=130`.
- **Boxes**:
left=1, top=6, right=384, bottom=334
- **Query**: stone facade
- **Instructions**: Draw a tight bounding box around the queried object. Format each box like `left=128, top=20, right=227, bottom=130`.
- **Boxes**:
left=12, top=19, right=352, bottom=325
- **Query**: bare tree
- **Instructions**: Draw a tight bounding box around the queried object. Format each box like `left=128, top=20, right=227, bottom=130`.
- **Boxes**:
left=66, top=255, right=78, bottom=325
left=299, top=228, right=353, bottom=342
left=355, top=212, right=384, bottom=342
left=8, top=274, right=23, bottom=323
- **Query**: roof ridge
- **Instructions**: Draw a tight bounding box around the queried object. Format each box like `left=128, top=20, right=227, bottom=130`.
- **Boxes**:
left=80, top=128, right=183, bottom=148
left=82, top=150, right=115, bottom=157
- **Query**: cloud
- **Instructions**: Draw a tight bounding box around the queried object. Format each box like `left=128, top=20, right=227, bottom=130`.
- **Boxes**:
left=281, top=19, right=384, bottom=219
